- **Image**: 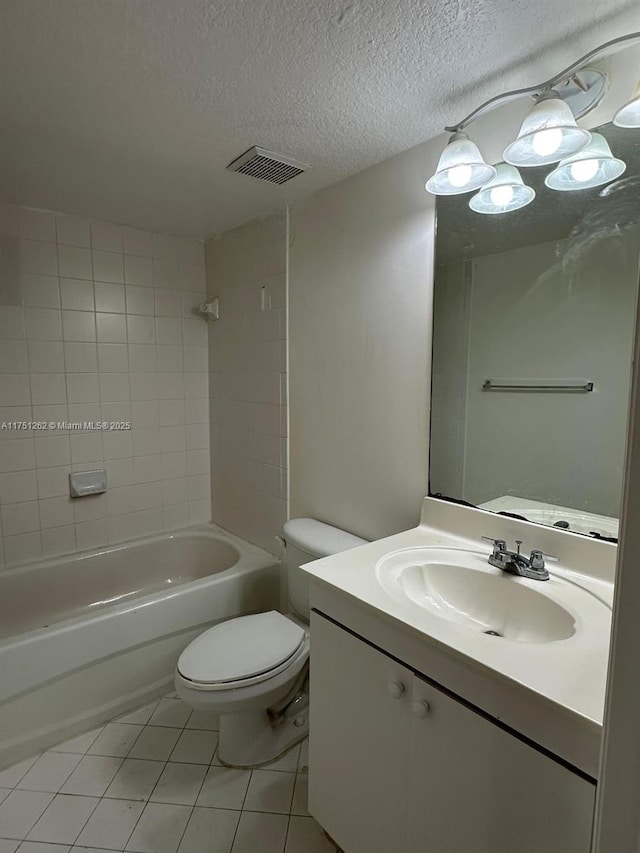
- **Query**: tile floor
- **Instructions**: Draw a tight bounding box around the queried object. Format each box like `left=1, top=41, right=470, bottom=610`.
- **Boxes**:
left=0, top=694, right=337, bottom=853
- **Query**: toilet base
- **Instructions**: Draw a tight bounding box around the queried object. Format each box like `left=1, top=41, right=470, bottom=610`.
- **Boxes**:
left=174, top=617, right=310, bottom=768
left=217, top=705, right=309, bottom=768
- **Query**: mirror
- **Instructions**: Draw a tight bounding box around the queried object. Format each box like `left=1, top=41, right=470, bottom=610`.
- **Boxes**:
left=430, top=121, right=640, bottom=540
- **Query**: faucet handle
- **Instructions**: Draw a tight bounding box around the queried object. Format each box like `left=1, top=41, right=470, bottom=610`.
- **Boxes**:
left=481, top=536, right=507, bottom=554
left=529, top=549, right=558, bottom=570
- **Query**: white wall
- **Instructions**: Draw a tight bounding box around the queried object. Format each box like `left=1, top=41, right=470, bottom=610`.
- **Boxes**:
left=205, top=214, right=288, bottom=556
left=288, top=140, right=439, bottom=541
left=283, top=99, right=551, bottom=542
left=0, top=204, right=210, bottom=569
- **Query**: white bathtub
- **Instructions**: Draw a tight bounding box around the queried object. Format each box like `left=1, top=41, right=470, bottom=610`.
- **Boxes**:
left=0, top=525, right=281, bottom=769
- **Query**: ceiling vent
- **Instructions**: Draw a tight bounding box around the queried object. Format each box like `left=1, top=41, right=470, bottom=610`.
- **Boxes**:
left=226, top=146, right=309, bottom=185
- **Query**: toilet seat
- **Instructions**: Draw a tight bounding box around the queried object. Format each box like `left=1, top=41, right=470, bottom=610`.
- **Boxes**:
left=177, top=611, right=307, bottom=691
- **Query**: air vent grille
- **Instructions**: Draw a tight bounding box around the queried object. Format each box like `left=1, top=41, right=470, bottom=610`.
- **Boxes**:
left=227, top=146, right=308, bottom=185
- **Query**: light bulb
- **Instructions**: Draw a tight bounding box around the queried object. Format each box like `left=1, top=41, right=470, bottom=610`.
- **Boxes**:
left=531, top=127, right=563, bottom=157
left=569, top=158, right=599, bottom=183
left=426, top=132, right=496, bottom=195
left=545, top=133, right=625, bottom=192
left=447, top=164, right=473, bottom=188
left=614, top=92, right=640, bottom=129
left=469, top=163, right=535, bottom=214
left=489, top=184, right=514, bottom=206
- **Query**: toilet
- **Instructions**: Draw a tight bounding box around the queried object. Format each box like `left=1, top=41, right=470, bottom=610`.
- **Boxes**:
left=174, top=517, right=368, bottom=767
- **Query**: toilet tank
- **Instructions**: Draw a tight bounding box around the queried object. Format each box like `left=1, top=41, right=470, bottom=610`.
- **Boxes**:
left=282, top=518, right=368, bottom=619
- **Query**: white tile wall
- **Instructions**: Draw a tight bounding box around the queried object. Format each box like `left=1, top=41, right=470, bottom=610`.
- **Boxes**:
left=0, top=204, right=210, bottom=568
left=205, top=213, right=287, bottom=556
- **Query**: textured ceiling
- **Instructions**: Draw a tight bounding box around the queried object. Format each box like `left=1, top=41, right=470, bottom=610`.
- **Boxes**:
left=0, top=0, right=638, bottom=239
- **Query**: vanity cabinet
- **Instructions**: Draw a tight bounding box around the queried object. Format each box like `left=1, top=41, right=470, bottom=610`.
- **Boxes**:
left=309, top=612, right=595, bottom=853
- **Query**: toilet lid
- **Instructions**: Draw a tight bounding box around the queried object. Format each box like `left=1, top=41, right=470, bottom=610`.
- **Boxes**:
left=177, top=611, right=305, bottom=685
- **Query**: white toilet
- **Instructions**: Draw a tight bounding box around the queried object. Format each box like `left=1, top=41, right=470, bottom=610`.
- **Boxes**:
left=174, top=517, right=367, bottom=767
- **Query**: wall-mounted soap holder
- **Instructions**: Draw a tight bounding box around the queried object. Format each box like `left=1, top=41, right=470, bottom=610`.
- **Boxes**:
left=69, top=470, right=107, bottom=498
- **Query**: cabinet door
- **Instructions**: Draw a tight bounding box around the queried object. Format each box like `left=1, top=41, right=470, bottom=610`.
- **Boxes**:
left=407, top=675, right=596, bottom=853
left=309, top=613, right=412, bottom=853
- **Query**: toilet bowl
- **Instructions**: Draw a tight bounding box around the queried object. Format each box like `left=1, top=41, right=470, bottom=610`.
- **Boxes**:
left=174, top=518, right=367, bottom=767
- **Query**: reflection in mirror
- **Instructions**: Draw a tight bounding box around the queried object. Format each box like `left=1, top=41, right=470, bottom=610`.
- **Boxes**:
left=430, top=122, right=640, bottom=540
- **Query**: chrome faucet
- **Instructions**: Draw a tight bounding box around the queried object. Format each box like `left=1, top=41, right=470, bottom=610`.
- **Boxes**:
left=481, top=536, right=555, bottom=581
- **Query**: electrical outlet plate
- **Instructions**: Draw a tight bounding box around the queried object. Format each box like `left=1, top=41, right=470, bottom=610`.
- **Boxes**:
left=260, top=285, right=271, bottom=312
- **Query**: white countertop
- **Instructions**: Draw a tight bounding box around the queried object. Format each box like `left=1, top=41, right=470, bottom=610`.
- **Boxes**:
left=303, top=498, right=615, bottom=778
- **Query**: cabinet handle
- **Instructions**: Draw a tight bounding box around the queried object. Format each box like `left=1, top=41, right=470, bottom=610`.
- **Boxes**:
left=412, top=700, right=431, bottom=718
left=387, top=681, right=406, bottom=699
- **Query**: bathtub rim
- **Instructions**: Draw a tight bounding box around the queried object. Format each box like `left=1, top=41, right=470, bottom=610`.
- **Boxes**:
left=0, top=521, right=271, bottom=581
left=0, top=522, right=281, bottom=651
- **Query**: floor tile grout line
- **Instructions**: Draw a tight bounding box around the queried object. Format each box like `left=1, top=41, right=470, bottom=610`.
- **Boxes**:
left=146, top=694, right=192, bottom=734
left=120, top=750, right=208, bottom=853
left=59, top=754, right=125, bottom=798
left=82, top=724, right=107, bottom=753
left=120, top=757, right=169, bottom=853
left=56, top=723, right=198, bottom=764
left=2, top=755, right=39, bottom=790
left=228, top=765, right=255, bottom=852
left=75, top=796, right=105, bottom=846
left=115, top=696, right=162, bottom=726
left=51, top=786, right=102, bottom=850
left=135, top=757, right=168, bottom=808
left=51, top=723, right=105, bottom=757
left=120, top=801, right=150, bottom=852
left=282, top=762, right=297, bottom=850
left=6, top=701, right=211, bottom=783
left=13, top=750, right=298, bottom=803
left=15, top=751, right=83, bottom=797
left=4, top=753, right=295, bottom=790
left=120, top=721, right=148, bottom=764
left=87, top=752, right=194, bottom=766
left=174, top=803, right=196, bottom=853
left=172, top=758, right=212, bottom=853
left=121, top=700, right=194, bottom=764
left=289, top=772, right=299, bottom=816
left=8, top=772, right=240, bottom=804
left=283, top=813, right=292, bottom=853
left=5, top=790, right=56, bottom=844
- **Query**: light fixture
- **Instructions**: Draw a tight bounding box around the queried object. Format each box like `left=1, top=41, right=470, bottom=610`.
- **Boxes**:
left=503, top=92, right=591, bottom=167
left=425, top=132, right=496, bottom=195
left=613, top=83, right=640, bottom=127
left=427, top=32, right=640, bottom=214
left=545, top=133, right=626, bottom=191
left=469, top=164, right=535, bottom=214
left=557, top=70, right=609, bottom=119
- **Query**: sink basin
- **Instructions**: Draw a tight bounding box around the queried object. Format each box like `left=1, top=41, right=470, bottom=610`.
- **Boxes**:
left=376, top=547, right=577, bottom=643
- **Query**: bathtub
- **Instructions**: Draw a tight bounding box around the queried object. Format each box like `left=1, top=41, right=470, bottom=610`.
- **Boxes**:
left=0, top=525, right=281, bottom=769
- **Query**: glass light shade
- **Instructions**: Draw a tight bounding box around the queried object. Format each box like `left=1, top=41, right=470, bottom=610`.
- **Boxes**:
left=613, top=84, right=640, bottom=128
left=545, top=133, right=626, bottom=191
left=469, top=163, right=535, bottom=214
left=425, top=132, right=496, bottom=195
left=503, top=93, right=591, bottom=167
